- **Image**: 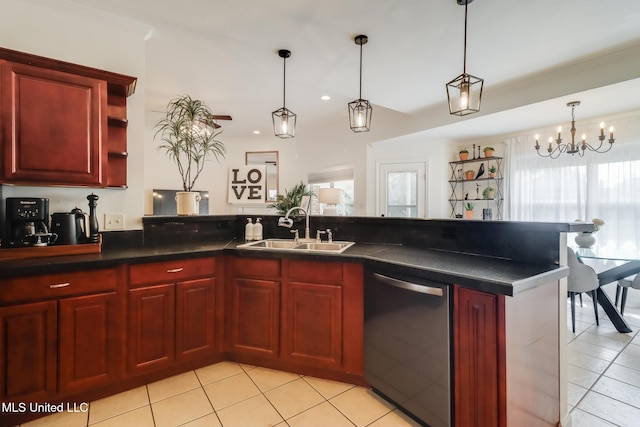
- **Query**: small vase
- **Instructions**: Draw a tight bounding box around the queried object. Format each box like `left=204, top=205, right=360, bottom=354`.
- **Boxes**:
left=575, top=232, right=596, bottom=248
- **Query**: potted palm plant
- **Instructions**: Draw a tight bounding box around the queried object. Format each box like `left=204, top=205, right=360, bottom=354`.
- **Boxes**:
left=154, top=95, right=226, bottom=215
left=268, top=181, right=314, bottom=215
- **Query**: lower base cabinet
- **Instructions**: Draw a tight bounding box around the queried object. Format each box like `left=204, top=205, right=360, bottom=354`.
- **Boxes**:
left=0, top=301, right=57, bottom=403
left=454, top=286, right=501, bottom=427
left=127, top=258, right=219, bottom=376
left=227, top=257, right=363, bottom=378
left=59, top=292, right=120, bottom=394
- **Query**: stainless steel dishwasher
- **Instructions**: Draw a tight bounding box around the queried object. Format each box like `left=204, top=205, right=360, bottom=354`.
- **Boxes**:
left=364, top=269, right=451, bottom=427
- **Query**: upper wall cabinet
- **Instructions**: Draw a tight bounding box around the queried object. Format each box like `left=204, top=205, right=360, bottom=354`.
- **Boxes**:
left=0, top=47, right=137, bottom=188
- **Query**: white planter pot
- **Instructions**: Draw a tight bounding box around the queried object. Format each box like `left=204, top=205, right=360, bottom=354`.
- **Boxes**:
left=175, top=191, right=201, bottom=216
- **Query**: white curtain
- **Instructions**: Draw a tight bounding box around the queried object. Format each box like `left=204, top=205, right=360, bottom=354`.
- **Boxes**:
left=504, top=114, right=640, bottom=252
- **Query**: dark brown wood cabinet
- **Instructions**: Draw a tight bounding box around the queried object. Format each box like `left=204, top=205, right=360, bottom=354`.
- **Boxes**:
left=0, top=268, right=120, bottom=405
left=453, top=286, right=502, bottom=427
left=228, top=258, right=281, bottom=358
left=453, top=282, right=561, bottom=427
left=176, top=277, right=217, bottom=361
left=0, top=47, right=136, bottom=188
left=128, top=283, right=176, bottom=373
left=59, top=292, right=120, bottom=394
left=0, top=301, right=57, bottom=403
left=282, top=260, right=343, bottom=369
left=1, top=61, right=106, bottom=186
left=227, top=256, right=364, bottom=380
left=127, top=257, right=219, bottom=376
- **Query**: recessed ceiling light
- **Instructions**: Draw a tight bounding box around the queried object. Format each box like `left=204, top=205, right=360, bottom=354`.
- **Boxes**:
left=321, top=95, right=331, bottom=101
left=253, top=130, right=260, bottom=134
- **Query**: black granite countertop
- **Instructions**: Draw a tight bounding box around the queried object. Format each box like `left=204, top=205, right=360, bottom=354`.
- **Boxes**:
left=0, top=239, right=567, bottom=297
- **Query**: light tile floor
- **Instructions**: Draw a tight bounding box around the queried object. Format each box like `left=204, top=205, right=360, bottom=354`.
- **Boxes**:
left=567, top=284, right=640, bottom=427
left=19, top=284, right=640, bottom=427
left=19, top=362, right=420, bottom=427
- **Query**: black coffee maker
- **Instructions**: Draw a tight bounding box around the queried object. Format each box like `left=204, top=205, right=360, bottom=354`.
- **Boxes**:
left=4, top=198, right=57, bottom=247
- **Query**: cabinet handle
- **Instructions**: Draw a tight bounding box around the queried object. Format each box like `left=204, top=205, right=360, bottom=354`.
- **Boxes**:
left=49, top=282, right=71, bottom=289
left=166, top=267, right=184, bottom=273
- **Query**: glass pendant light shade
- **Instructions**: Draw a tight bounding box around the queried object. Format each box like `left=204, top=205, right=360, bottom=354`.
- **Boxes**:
left=349, top=34, right=372, bottom=132
left=348, top=98, right=372, bottom=132
left=272, top=49, right=296, bottom=138
left=446, top=72, right=483, bottom=116
left=272, top=107, right=296, bottom=138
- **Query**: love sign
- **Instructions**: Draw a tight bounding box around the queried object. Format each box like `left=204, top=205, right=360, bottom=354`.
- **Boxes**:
left=228, top=166, right=267, bottom=204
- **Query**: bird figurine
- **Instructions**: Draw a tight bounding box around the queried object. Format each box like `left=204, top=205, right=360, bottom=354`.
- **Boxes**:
left=476, top=162, right=485, bottom=180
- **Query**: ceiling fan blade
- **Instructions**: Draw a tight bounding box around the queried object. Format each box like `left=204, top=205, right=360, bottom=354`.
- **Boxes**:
left=212, top=115, right=232, bottom=121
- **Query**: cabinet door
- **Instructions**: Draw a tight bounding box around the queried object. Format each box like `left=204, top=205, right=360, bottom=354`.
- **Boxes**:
left=282, top=281, right=342, bottom=369
left=58, top=292, right=120, bottom=394
left=0, top=301, right=57, bottom=402
left=454, top=286, right=501, bottom=427
left=2, top=61, right=107, bottom=186
left=128, top=284, right=175, bottom=374
left=230, top=278, right=280, bottom=358
left=176, top=278, right=216, bottom=361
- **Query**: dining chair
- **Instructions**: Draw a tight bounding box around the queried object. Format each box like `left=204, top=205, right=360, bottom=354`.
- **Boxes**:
left=567, top=247, right=600, bottom=333
left=616, top=275, right=640, bottom=316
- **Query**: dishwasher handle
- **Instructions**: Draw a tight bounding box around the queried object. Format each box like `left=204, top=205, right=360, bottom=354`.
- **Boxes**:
left=373, top=273, right=444, bottom=297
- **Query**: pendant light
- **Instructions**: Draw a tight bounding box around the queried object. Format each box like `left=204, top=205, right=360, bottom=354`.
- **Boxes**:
left=446, top=0, right=483, bottom=116
left=348, top=35, right=372, bottom=132
left=272, top=49, right=296, bottom=138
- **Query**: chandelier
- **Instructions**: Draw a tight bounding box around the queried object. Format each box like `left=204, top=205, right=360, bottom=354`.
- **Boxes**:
left=535, top=101, right=615, bottom=159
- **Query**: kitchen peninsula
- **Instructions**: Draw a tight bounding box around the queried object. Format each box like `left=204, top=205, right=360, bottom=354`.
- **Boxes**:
left=0, top=216, right=586, bottom=427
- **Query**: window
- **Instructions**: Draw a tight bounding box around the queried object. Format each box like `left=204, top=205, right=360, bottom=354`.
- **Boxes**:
left=505, top=115, right=640, bottom=252
left=377, top=162, right=426, bottom=217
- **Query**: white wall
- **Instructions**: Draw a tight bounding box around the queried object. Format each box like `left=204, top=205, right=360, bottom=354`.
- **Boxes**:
left=1, top=0, right=149, bottom=229
left=367, top=134, right=452, bottom=218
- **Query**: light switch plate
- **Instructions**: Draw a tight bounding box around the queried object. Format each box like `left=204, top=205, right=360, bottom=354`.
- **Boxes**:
left=104, top=213, right=125, bottom=230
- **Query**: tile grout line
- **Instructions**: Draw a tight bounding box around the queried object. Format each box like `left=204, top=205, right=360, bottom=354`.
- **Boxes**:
left=568, top=312, right=640, bottom=424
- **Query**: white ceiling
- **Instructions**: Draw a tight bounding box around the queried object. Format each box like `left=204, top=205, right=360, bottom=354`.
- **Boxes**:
left=63, top=0, right=640, bottom=143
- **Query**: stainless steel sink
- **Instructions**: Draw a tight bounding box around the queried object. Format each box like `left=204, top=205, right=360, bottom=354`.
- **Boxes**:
left=237, top=239, right=355, bottom=253
left=238, top=239, right=300, bottom=249
left=294, top=242, right=355, bottom=252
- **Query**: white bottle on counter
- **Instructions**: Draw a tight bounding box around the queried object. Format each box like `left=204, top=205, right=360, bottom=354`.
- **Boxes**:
left=245, top=218, right=254, bottom=242
left=253, top=218, right=263, bottom=241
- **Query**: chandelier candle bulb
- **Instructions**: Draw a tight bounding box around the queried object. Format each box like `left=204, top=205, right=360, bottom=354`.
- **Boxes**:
left=600, top=122, right=605, bottom=137
left=610, top=127, right=614, bottom=140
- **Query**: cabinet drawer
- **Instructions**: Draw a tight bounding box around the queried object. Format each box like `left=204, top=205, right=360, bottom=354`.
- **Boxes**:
left=129, top=257, right=216, bottom=286
left=0, top=269, right=117, bottom=305
left=230, top=257, right=280, bottom=278
left=288, top=260, right=343, bottom=285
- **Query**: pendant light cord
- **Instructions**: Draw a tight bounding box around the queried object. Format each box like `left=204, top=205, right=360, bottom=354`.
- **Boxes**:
left=359, top=41, right=363, bottom=99
left=282, top=56, right=287, bottom=109
left=463, top=0, right=468, bottom=74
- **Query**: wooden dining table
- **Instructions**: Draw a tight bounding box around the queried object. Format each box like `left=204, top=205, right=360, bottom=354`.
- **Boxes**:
left=574, top=246, right=640, bottom=333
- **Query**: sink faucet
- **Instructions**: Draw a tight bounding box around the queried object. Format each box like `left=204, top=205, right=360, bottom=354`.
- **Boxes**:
left=278, top=206, right=310, bottom=240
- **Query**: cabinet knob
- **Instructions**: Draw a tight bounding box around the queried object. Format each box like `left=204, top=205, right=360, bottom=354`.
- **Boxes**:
left=166, top=268, right=184, bottom=273
left=49, top=282, right=71, bottom=289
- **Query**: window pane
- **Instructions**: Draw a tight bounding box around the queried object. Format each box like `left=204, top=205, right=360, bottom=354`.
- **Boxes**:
left=387, top=171, right=417, bottom=217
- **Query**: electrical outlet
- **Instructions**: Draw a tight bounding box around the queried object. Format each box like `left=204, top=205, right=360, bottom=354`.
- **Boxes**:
left=104, top=213, right=125, bottom=230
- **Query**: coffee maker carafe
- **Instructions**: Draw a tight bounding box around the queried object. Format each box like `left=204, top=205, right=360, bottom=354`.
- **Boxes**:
left=5, top=198, right=57, bottom=247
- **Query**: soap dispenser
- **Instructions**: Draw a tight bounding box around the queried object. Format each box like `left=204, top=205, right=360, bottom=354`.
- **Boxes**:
left=253, top=218, right=263, bottom=241
left=245, top=218, right=254, bottom=242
